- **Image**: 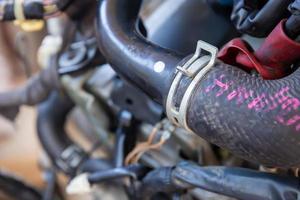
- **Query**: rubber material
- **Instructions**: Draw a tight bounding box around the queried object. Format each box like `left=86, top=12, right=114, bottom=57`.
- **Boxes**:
left=231, top=0, right=292, bottom=37
left=218, top=21, right=300, bottom=80
left=96, top=0, right=300, bottom=167
left=37, top=92, right=113, bottom=176
left=173, top=162, right=300, bottom=200
left=140, top=167, right=179, bottom=200
left=96, top=0, right=184, bottom=103
left=286, top=0, right=300, bottom=39
left=140, top=162, right=300, bottom=200
left=0, top=65, right=59, bottom=120
left=79, top=159, right=112, bottom=174
left=0, top=171, right=41, bottom=200
left=183, top=62, right=300, bottom=167
left=37, top=92, right=75, bottom=174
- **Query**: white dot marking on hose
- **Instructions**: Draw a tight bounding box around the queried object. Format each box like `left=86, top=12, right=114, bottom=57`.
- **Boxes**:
left=154, top=61, right=166, bottom=73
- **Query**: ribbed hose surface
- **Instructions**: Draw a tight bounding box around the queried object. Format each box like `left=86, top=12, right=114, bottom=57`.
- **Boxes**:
left=185, top=61, right=300, bottom=167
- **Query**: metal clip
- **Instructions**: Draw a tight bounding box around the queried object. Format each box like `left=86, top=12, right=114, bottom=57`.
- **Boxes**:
left=166, top=40, right=218, bottom=133
left=57, top=145, right=86, bottom=173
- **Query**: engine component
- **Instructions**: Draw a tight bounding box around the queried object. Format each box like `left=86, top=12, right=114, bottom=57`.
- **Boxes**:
left=285, top=0, right=300, bottom=39
left=58, top=38, right=103, bottom=75
left=96, top=0, right=300, bottom=168
left=231, top=0, right=293, bottom=37
left=0, top=64, right=60, bottom=120
left=111, top=80, right=163, bottom=124
left=96, top=0, right=184, bottom=103
left=37, top=92, right=86, bottom=175
left=37, top=92, right=110, bottom=176
left=218, top=20, right=300, bottom=79
left=149, top=0, right=240, bottom=55
left=140, top=162, right=300, bottom=200
left=2, top=0, right=300, bottom=199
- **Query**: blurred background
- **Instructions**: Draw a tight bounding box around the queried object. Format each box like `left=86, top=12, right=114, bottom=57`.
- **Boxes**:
left=0, top=23, right=44, bottom=187
left=0, top=0, right=163, bottom=195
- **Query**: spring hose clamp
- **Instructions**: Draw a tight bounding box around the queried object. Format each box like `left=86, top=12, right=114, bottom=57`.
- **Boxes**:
left=166, top=40, right=218, bottom=133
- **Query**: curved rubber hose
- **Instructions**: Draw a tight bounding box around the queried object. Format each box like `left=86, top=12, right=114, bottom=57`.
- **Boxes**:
left=96, top=0, right=300, bottom=167
left=37, top=92, right=75, bottom=173
left=96, top=0, right=184, bottom=103
left=182, top=62, right=300, bottom=167
left=37, top=92, right=109, bottom=175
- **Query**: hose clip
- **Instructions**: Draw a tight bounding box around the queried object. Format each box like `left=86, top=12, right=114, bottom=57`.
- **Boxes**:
left=166, top=40, right=218, bottom=133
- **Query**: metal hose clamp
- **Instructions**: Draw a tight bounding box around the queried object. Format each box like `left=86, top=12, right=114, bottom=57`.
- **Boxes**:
left=166, top=40, right=218, bottom=133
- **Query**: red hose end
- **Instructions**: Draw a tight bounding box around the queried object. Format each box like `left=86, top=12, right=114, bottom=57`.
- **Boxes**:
left=254, top=20, right=300, bottom=77
left=218, top=20, right=300, bottom=80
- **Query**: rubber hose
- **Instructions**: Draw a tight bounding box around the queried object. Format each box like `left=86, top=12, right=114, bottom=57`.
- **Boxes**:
left=285, top=0, right=300, bottom=39
left=231, top=0, right=293, bottom=37
left=173, top=162, right=300, bottom=200
left=79, top=159, right=112, bottom=174
left=96, top=0, right=300, bottom=167
left=181, top=62, right=300, bottom=167
left=37, top=92, right=75, bottom=173
left=0, top=65, right=59, bottom=120
left=38, top=93, right=113, bottom=176
left=140, top=167, right=180, bottom=200
left=140, top=162, right=300, bottom=200
left=96, top=0, right=184, bottom=103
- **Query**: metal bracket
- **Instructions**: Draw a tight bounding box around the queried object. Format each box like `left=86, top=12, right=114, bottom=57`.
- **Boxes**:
left=166, top=40, right=218, bottom=133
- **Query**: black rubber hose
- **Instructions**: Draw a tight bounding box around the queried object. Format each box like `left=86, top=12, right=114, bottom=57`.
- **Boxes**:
left=231, top=0, right=293, bottom=37
left=140, top=167, right=180, bottom=200
left=96, top=0, right=300, bottom=167
left=182, top=62, right=300, bottom=168
left=0, top=64, right=59, bottom=120
left=37, top=92, right=74, bottom=172
left=285, top=0, right=300, bottom=39
left=96, top=0, right=184, bottom=103
left=79, top=159, right=112, bottom=174
left=87, top=165, right=150, bottom=184
left=141, top=162, right=300, bottom=200
left=37, top=92, right=111, bottom=176
left=174, top=162, right=300, bottom=200
left=0, top=66, right=59, bottom=107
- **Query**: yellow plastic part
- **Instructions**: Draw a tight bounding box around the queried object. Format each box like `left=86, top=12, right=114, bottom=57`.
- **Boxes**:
left=14, top=20, right=44, bottom=32
left=13, top=0, right=44, bottom=32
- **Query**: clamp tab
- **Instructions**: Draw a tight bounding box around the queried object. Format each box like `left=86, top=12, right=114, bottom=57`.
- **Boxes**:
left=57, top=145, right=86, bottom=174
left=166, top=40, right=218, bottom=133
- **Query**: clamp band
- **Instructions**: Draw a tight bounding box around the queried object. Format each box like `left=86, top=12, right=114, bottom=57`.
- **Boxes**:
left=166, top=40, right=218, bottom=133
